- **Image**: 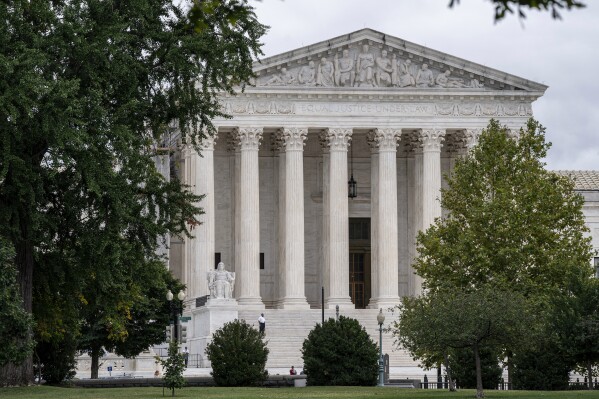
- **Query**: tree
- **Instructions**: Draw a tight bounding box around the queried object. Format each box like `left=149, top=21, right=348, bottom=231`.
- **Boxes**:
left=0, top=0, right=266, bottom=384
left=448, top=0, right=586, bottom=20
left=415, top=119, right=594, bottom=299
left=302, top=316, right=378, bottom=386
left=159, top=340, right=186, bottom=397
left=392, top=286, right=528, bottom=398
left=0, top=238, right=34, bottom=371
left=205, top=319, right=269, bottom=386
left=551, top=276, right=599, bottom=389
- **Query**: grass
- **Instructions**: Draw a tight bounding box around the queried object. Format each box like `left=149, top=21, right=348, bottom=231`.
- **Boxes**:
left=1, top=386, right=599, bottom=399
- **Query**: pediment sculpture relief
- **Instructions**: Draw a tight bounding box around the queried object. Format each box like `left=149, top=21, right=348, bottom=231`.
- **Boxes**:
left=260, top=46, right=488, bottom=90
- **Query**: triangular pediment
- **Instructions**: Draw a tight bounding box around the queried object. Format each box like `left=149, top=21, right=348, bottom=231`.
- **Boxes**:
left=252, top=28, right=547, bottom=93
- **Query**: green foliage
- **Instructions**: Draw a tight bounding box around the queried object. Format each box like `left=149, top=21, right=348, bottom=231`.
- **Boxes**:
left=302, top=316, right=378, bottom=386
left=0, top=0, right=266, bottom=383
left=511, top=334, right=572, bottom=390
left=0, top=239, right=34, bottom=369
left=416, top=119, right=594, bottom=299
left=448, top=0, right=585, bottom=20
left=551, top=276, right=599, bottom=388
left=34, top=336, right=78, bottom=385
left=393, top=286, right=528, bottom=397
left=205, top=319, right=268, bottom=387
left=160, top=340, right=186, bottom=396
left=450, top=347, right=502, bottom=390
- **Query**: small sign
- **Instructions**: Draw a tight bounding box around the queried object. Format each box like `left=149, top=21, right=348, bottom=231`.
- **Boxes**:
left=107, top=366, right=113, bottom=371
left=180, top=316, right=191, bottom=322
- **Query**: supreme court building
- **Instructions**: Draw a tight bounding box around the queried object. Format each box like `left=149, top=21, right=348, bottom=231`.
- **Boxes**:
left=162, top=29, right=599, bottom=373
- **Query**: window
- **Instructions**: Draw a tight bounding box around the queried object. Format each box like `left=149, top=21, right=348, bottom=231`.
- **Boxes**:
left=215, top=252, right=221, bottom=269
left=349, top=218, right=370, bottom=240
left=260, top=253, right=265, bottom=270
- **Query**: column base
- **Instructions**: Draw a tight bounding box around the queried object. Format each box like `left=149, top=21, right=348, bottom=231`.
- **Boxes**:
left=367, top=297, right=401, bottom=310
left=278, top=297, right=310, bottom=310
left=325, top=297, right=354, bottom=309
left=237, top=297, right=265, bottom=309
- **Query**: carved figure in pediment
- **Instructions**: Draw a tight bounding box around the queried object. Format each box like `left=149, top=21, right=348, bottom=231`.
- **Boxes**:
left=316, top=57, right=335, bottom=87
left=397, top=59, right=416, bottom=87
left=436, top=70, right=467, bottom=88
left=265, top=67, right=296, bottom=86
left=355, top=44, right=376, bottom=87
left=416, top=63, right=434, bottom=88
left=298, top=61, right=316, bottom=85
left=334, top=49, right=355, bottom=87
left=469, top=79, right=484, bottom=88
left=375, top=50, right=393, bottom=87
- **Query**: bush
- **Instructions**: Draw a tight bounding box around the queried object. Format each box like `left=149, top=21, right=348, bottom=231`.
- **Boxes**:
left=205, top=319, right=268, bottom=386
left=301, top=316, right=378, bottom=386
left=512, top=336, right=572, bottom=390
left=159, top=340, right=186, bottom=395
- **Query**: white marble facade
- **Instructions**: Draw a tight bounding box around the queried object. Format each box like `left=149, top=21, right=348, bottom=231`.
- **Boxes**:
left=168, top=29, right=548, bottom=310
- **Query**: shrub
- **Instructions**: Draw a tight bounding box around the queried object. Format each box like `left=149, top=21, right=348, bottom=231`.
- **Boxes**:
left=302, top=316, right=378, bottom=386
left=159, top=339, right=185, bottom=395
left=512, top=336, right=572, bottom=390
left=205, top=319, right=268, bottom=386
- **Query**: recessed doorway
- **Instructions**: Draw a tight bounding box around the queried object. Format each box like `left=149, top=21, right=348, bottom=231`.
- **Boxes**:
left=349, top=218, right=371, bottom=309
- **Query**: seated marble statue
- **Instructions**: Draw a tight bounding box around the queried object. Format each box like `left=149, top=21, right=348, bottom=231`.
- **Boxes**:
left=208, top=262, right=236, bottom=299
left=416, top=64, right=434, bottom=88
left=298, top=61, right=316, bottom=85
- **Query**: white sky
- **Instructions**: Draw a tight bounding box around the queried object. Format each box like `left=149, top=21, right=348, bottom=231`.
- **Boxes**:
left=250, top=0, right=598, bottom=171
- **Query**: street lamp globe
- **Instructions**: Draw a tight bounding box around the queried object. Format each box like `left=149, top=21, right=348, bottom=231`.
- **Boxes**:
left=166, top=290, right=174, bottom=301
left=377, top=308, right=385, bottom=325
left=177, top=290, right=186, bottom=301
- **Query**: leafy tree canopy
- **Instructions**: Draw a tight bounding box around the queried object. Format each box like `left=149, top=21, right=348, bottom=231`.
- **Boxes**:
left=0, top=0, right=267, bottom=384
left=448, top=0, right=585, bottom=20
left=415, top=119, right=594, bottom=301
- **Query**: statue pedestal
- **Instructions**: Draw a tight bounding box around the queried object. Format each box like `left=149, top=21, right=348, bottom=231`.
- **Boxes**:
left=189, top=299, right=238, bottom=368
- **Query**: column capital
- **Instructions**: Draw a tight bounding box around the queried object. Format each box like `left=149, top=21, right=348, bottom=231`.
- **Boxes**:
left=367, top=128, right=401, bottom=152
left=281, top=128, right=308, bottom=151
left=321, top=128, right=352, bottom=151
left=272, top=129, right=286, bottom=153
left=464, top=128, right=482, bottom=150
left=419, top=129, right=445, bottom=152
left=198, top=132, right=218, bottom=151
left=235, top=127, right=263, bottom=150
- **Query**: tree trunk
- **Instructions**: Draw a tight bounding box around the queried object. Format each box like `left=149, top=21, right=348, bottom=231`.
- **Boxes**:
left=588, top=361, right=593, bottom=390
left=506, top=352, right=513, bottom=390
left=474, top=343, right=485, bottom=398
left=91, top=347, right=101, bottom=379
left=0, top=240, right=35, bottom=386
left=444, top=353, right=456, bottom=392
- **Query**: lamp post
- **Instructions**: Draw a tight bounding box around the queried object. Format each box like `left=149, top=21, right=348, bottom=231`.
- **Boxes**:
left=166, top=289, right=186, bottom=344
left=377, top=308, right=385, bottom=387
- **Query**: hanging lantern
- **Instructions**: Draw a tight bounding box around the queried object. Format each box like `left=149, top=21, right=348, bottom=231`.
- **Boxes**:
left=348, top=173, right=357, bottom=198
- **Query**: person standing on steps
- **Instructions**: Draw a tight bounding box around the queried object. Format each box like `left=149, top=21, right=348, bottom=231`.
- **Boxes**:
left=258, top=313, right=266, bottom=335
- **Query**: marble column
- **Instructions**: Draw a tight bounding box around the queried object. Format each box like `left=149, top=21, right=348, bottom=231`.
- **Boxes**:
left=274, top=132, right=286, bottom=305
left=231, top=135, right=241, bottom=297
left=192, top=133, right=218, bottom=299
left=370, top=129, right=401, bottom=307
left=319, top=134, right=330, bottom=307
left=279, top=128, right=309, bottom=309
left=366, top=131, right=379, bottom=308
left=420, top=128, right=445, bottom=239
left=322, top=128, right=353, bottom=309
left=181, top=140, right=195, bottom=291
left=409, top=137, right=424, bottom=296
left=235, top=127, right=264, bottom=308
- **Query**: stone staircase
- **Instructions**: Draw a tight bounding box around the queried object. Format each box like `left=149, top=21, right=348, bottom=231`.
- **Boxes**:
left=238, top=308, right=419, bottom=378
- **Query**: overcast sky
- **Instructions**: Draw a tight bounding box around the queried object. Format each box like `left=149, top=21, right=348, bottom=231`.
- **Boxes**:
left=250, top=0, right=598, bottom=171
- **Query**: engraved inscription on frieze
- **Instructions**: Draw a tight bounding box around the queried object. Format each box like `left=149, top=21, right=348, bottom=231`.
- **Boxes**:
left=258, top=44, right=498, bottom=90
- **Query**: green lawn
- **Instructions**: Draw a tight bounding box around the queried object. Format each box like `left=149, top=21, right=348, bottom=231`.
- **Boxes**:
left=1, top=386, right=599, bottom=399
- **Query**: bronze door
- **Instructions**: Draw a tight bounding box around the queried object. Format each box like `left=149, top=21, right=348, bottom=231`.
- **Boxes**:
left=349, top=252, right=366, bottom=309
